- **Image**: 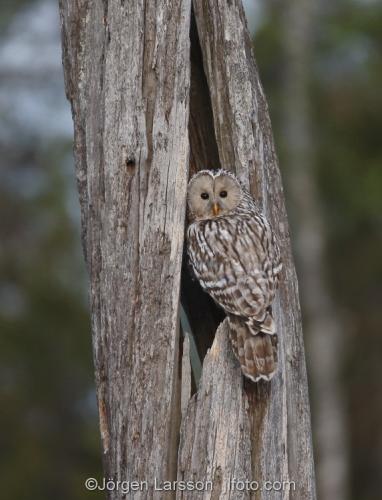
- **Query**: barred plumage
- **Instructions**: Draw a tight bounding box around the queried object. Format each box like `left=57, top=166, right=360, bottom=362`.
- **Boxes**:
left=187, top=169, right=282, bottom=382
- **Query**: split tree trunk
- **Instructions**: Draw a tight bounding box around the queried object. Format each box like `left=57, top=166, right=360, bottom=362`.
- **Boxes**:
left=59, top=0, right=316, bottom=499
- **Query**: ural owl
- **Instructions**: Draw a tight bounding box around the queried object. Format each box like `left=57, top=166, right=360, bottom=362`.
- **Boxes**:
left=187, top=169, right=282, bottom=382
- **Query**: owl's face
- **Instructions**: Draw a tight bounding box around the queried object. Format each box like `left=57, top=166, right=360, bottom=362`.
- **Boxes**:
left=187, top=170, right=242, bottom=220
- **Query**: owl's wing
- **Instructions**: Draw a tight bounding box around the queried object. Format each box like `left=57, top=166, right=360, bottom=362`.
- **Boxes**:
left=189, top=215, right=281, bottom=322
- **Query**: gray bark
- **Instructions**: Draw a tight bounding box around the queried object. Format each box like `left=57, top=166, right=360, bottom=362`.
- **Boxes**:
left=281, top=1, right=349, bottom=499
left=178, top=2, right=316, bottom=499
left=59, top=0, right=191, bottom=494
left=177, top=321, right=252, bottom=499
left=59, top=0, right=316, bottom=499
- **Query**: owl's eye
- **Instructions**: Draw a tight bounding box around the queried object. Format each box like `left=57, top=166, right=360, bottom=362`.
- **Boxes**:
left=200, top=192, right=209, bottom=200
left=219, top=190, right=228, bottom=198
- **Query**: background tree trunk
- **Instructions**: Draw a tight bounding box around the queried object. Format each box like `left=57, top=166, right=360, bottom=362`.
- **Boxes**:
left=59, top=0, right=316, bottom=499
left=281, top=1, right=349, bottom=499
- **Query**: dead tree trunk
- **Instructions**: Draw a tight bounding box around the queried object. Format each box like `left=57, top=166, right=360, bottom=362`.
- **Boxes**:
left=59, top=0, right=316, bottom=499
left=178, top=3, right=316, bottom=499
left=59, top=0, right=191, bottom=492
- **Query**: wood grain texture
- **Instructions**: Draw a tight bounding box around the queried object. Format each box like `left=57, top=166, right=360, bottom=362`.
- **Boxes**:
left=59, top=0, right=191, bottom=496
left=177, top=321, right=252, bottom=500
left=189, top=0, right=316, bottom=498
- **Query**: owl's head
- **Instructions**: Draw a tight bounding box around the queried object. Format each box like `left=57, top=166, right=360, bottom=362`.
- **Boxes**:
left=187, top=169, right=243, bottom=220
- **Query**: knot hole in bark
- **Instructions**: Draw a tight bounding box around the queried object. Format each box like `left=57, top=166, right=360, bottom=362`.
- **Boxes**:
left=121, top=145, right=136, bottom=171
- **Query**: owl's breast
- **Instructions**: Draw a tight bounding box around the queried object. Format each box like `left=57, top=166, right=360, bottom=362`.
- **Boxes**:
left=187, top=214, right=280, bottom=318
left=187, top=217, right=256, bottom=283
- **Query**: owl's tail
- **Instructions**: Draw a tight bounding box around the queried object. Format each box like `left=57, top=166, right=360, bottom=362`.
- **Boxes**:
left=228, top=314, right=278, bottom=382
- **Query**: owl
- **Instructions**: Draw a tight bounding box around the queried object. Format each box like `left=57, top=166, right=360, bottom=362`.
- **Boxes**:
left=186, top=169, right=282, bottom=382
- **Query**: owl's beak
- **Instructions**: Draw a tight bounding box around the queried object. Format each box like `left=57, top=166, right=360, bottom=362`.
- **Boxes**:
left=212, top=203, right=221, bottom=216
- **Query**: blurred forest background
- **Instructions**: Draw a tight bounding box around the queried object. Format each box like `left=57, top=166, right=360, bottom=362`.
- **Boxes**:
left=0, top=1, right=381, bottom=499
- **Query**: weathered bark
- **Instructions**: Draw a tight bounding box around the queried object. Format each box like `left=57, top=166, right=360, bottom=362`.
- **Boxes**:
left=281, top=1, right=349, bottom=499
left=59, top=0, right=191, bottom=495
left=177, top=2, right=316, bottom=499
left=177, top=321, right=252, bottom=499
left=59, top=0, right=316, bottom=499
